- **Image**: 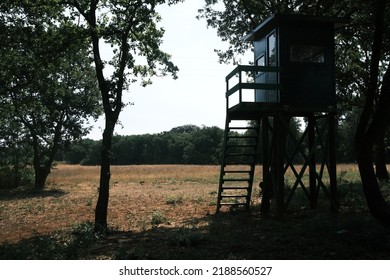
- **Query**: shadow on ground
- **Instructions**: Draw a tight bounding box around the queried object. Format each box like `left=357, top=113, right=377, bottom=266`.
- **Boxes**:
left=1, top=205, right=390, bottom=260
left=0, top=188, right=67, bottom=201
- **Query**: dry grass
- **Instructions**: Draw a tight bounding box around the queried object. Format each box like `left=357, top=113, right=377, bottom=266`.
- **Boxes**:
left=0, top=163, right=364, bottom=244
left=2, top=163, right=390, bottom=259
left=0, top=164, right=221, bottom=244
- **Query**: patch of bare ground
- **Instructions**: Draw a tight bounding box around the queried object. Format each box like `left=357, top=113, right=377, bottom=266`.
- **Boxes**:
left=1, top=164, right=390, bottom=259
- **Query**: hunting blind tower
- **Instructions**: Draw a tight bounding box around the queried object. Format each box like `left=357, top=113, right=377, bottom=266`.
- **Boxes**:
left=217, top=14, right=340, bottom=215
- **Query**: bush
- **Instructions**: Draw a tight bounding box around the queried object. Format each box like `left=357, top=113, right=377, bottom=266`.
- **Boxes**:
left=0, top=165, right=34, bottom=189
left=150, top=211, right=167, bottom=226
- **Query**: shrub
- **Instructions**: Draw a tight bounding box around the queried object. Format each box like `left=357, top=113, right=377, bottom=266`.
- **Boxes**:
left=150, top=211, right=167, bottom=226
left=166, top=195, right=183, bottom=205
left=0, top=165, right=34, bottom=189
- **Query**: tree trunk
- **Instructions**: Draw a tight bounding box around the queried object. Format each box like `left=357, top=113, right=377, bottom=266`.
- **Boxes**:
left=32, top=137, right=50, bottom=190
left=364, top=66, right=390, bottom=226
left=94, top=118, right=116, bottom=231
left=13, top=147, right=21, bottom=188
left=357, top=144, right=390, bottom=225
left=34, top=165, right=51, bottom=190
left=375, top=133, right=389, bottom=180
left=356, top=63, right=390, bottom=227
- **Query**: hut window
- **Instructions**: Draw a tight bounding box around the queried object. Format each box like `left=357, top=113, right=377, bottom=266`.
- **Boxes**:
left=267, top=32, right=277, bottom=66
left=256, top=55, right=265, bottom=66
left=290, top=45, right=325, bottom=63
left=256, top=54, right=265, bottom=76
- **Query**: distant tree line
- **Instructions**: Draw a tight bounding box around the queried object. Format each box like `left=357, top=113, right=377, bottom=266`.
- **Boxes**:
left=60, top=125, right=225, bottom=165
left=59, top=118, right=389, bottom=166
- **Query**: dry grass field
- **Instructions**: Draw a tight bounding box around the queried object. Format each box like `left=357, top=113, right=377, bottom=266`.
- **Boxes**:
left=0, top=165, right=220, bottom=243
left=1, top=164, right=390, bottom=259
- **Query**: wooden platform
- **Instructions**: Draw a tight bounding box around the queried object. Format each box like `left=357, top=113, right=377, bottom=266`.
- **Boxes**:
left=227, top=102, right=336, bottom=120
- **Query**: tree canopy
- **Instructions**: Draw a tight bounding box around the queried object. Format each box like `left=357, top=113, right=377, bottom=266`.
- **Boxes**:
left=0, top=1, right=101, bottom=189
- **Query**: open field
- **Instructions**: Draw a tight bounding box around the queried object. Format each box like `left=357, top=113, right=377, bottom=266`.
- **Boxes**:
left=0, top=165, right=220, bottom=243
left=1, top=164, right=390, bottom=259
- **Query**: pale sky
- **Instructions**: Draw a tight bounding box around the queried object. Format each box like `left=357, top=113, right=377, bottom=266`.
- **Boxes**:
left=87, top=0, right=251, bottom=139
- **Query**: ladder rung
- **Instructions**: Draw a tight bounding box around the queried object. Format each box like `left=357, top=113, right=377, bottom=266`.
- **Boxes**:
left=221, top=186, right=249, bottom=190
left=221, top=195, right=248, bottom=198
left=228, top=127, right=258, bottom=130
left=223, top=170, right=251, bottom=174
left=226, top=154, right=255, bottom=158
left=227, top=135, right=257, bottom=139
left=219, top=202, right=248, bottom=206
left=223, top=178, right=250, bottom=182
left=226, top=144, right=256, bottom=148
left=225, top=161, right=255, bottom=165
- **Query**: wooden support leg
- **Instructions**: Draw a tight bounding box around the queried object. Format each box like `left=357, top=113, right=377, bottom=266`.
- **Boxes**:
left=273, top=114, right=287, bottom=218
left=328, top=112, right=338, bottom=212
left=308, top=114, right=318, bottom=209
left=261, top=116, right=271, bottom=214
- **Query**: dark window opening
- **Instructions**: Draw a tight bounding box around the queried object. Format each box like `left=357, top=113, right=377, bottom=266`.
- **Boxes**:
left=290, top=45, right=325, bottom=63
left=267, top=33, right=277, bottom=66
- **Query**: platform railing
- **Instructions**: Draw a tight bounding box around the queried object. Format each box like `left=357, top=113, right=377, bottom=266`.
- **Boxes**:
left=226, top=65, right=281, bottom=109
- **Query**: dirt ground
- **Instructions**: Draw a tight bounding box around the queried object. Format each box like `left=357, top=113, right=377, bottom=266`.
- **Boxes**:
left=1, top=164, right=390, bottom=259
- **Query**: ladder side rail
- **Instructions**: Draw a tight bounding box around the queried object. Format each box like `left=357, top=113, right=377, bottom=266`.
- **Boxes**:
left=246, top=120, right=260, bottom=208
left=217, top=117, right=231, bottom=212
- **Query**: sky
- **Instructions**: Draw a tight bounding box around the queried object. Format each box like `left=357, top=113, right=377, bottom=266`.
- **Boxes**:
left=86, top=0, right=251, bottom=140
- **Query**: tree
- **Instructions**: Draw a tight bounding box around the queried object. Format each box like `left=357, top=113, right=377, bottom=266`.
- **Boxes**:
left=335, top=0, right=390, bottom=180
left=60, top=0, right=182, bottom=230
left=0, top=1, right=101, bottom=189
left=355, top=0, right=390, bottom=226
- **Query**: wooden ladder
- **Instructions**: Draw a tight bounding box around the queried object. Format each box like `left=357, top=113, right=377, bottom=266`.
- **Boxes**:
left=217, top=117, right=260, bottom=212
